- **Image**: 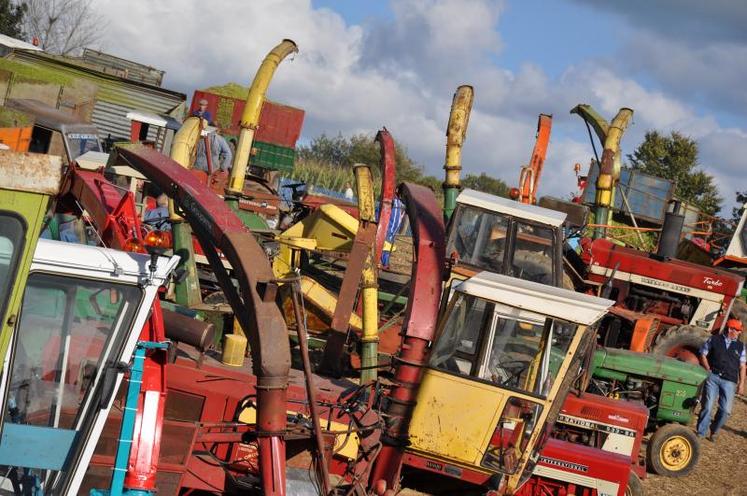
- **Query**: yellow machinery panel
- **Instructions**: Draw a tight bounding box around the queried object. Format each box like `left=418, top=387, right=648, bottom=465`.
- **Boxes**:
left=238, top=407, right=359, bottom=460
left=409, top=368, right=506, bottom=466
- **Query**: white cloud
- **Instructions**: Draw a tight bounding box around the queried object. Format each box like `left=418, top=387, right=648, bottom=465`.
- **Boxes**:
left=91, top=0, right=746, bottom=210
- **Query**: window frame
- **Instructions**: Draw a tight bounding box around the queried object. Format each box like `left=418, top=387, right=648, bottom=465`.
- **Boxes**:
left=0, top=211, right=27, bottom=331
left=446, top=204, right=563, bottom=286
left=0, top=269, right=145, bottom=491
left=430, top=291, right=577, bottom=401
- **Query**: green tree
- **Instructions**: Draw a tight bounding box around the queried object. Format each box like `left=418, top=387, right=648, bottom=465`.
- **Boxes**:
left=627, top=130, right=722, bottom=215
left=462, top=173, right=510, bottom=198
left=0, top=0, right=26, bottom=39
left=297, top=132, right=429, bottom=185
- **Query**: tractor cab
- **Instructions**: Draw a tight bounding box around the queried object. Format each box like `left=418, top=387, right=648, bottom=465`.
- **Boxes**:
left=5, top=99, right=103, bottom=165
left=446, top=189, right=567, bottom=287
left=0, top=239, right=178, bottom=495
left=408, top=271, right=613, bottom=493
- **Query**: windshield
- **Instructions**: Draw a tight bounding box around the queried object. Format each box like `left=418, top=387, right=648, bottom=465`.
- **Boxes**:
left=0, top=215, right=24, bottom=326
left=65, top=132, right=102, bottom=159
left=448, top=204, right=557, bottom=285
left=430, top=292, right=577, bottom=398
left=449, top=205, right=509, bottom=272
left=0, top=272, right=141, bottom=491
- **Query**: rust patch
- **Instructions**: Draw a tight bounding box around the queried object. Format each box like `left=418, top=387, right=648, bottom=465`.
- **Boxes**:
left=0, top=150, right=62, bottom=195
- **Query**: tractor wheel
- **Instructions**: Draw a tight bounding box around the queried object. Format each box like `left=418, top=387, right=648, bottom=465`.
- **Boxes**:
left=646, top=424, right=700, bottom=477
left=625, top=472, right=644, bottom=496
left=650, top=325, right=710, bottom=365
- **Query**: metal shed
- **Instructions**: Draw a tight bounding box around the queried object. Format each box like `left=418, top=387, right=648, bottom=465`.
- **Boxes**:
left=5, top=49, right=186, bottom=142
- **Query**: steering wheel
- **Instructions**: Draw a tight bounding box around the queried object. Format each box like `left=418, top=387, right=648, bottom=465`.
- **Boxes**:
left=489, top=359, right=530, bottom=387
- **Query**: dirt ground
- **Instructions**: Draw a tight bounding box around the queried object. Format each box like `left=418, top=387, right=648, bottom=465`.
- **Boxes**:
left=641, top=393, right=747, bottom=496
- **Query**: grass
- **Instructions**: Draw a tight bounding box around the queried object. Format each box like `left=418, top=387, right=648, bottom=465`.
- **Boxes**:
left=0, top=58, right=74, bottom=86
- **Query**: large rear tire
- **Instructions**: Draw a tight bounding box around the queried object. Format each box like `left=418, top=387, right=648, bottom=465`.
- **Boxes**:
left=625, top=471, right=644, bottom=496
left=650, top=325, right=710, bottom=365
left=646, top=423, right=700, bottom=477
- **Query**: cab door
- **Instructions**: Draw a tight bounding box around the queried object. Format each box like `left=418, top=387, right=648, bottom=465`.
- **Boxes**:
left=0, top=247, right=176, bottom=495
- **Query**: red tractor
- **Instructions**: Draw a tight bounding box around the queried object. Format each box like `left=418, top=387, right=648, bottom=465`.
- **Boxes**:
left=570, top=236, right=744, bottom=363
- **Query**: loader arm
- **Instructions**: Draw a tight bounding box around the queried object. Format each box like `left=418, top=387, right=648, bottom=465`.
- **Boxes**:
left=517, top=114, right=552, bottom=205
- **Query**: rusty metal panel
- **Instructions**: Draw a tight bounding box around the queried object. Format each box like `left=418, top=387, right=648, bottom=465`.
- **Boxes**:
left=0, top=150, right=62, bottom=194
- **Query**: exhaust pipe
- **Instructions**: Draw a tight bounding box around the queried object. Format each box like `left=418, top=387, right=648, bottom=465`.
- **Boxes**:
left=657, top=201, right=685, bottom=258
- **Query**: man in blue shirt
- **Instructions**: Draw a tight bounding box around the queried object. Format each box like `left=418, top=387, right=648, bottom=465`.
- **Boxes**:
left=192, top=98, right=212, bottom=123
left=696, top=318, right=746, bottom=441
left=194, top=129, right=233, bottom=173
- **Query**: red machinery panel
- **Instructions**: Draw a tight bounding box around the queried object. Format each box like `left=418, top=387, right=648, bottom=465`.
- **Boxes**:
left=190, top=90, right=304, bottom=147
left=588, top=238, right=742, bottom=296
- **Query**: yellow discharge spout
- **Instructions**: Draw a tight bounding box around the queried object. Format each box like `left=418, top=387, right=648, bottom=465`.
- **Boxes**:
left=354, top=164, right=379, bottom=383
left=168, top=116, right=204, bottom=307
left=594, top=107, right=633, bottom=237
left=443, top=85, right=474, bottom=221
left=168, top=116, right=203, bottom=220
left=227, top=39, right=298, bottom=195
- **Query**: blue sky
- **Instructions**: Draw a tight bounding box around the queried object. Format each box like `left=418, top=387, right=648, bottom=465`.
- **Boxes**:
left=98, top=0, right=746, bottom=212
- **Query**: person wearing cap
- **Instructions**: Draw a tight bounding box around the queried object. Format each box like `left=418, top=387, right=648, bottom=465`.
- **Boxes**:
left=696, top=317, right=746, bottom=441
left=192, top=98, right=213, bottom=123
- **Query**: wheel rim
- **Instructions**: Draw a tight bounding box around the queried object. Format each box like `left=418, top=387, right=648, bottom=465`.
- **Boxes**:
left=659, top=435, right=693, bottom=471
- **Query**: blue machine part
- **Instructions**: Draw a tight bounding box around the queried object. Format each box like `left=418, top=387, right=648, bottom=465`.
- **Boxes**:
left=90, top=341, right=168, bottom=496
left=0, top=423, right=77, bottom=470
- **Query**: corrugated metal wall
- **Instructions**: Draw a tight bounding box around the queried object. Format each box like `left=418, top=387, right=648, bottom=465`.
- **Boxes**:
left=81, top=48, right=164, bottom=86
left=8, top=50, right=185, bottom=140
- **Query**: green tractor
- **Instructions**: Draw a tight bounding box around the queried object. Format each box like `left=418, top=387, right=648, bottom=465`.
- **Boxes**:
left=589, top=347, right=708, bottom=477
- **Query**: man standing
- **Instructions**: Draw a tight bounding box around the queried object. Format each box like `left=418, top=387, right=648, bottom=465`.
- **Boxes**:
left=696, top=318, right=746, bottom=441
left=192, top=98, right=213, bottom=123
left=195, top=128, right=233, bottom=173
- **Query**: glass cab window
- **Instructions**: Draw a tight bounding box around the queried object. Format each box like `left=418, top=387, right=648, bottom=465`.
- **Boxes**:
left=450, top=206, right=509, bottom=272
left=430, top=292, right=577, bottom=399
left=447, top=204, right=557, bottom=285
left=65, top=132, right=102, bottom=160
left=511, top=222, right=554, bottom=285
left=0, top=272, right=141, bottom=492
left=0, top=215, right=24, bottom=325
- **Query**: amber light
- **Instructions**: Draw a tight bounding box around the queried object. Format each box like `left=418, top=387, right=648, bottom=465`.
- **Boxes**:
left=123, top=238, right=146, bottom=253
left=509, top=187, right=520, bottom=199
left=144, top=230, right=169, bottom=250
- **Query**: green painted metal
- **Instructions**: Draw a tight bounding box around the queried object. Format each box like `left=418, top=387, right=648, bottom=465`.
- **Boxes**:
left=0, top=188, right=53, bottom=370
left=172, top=222, right=203, bottom=308
left=225, top=197, right=270, bottom=230
left=251, top=140, right=295, bottom=172
left=591, top=347, right=708, bottom=425
left=443, top=187, right=459, bottom=223
left=657, top=379, right=700, bottom=424
left=592, top=347, right=708, bottom=387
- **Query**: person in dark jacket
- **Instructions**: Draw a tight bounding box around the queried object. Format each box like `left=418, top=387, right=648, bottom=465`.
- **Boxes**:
left=696, top=318, right=746, bottom=441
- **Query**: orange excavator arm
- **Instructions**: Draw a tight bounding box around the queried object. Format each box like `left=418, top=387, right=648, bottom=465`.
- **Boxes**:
left=517, top=114, right=552, bottom=205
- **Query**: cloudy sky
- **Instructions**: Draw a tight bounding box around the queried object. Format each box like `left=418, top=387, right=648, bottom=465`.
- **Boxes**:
left=93, top=0, right=746, bottom=212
